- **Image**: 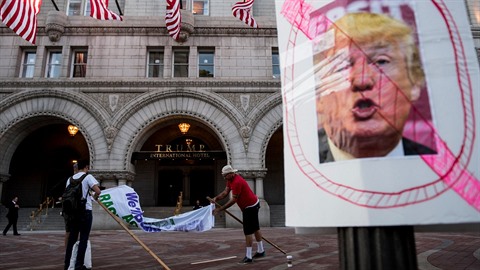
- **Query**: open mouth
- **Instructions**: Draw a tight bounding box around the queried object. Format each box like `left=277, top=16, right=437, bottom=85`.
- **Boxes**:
left=351, top=98, right=377, bottom=119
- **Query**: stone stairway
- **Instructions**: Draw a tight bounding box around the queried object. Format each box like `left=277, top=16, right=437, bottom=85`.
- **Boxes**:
left=270, top=205, right=285, bottom=227
left=0, top=206, right=65, bottom=232
left=0, top=204, right=282, bottom=231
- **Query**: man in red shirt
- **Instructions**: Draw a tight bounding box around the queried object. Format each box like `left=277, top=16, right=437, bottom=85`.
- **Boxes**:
left=213, top=165, right=265, bottom=264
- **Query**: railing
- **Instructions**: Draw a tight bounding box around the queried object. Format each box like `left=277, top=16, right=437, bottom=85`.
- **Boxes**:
left=30, top=197, right=55, bottom=231
left=173, top=192, right=183, bottom=216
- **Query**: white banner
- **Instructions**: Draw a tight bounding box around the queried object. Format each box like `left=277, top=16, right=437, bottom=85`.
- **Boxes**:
left=98, top=185, right=214, bottom=232
left=143, top=205, right=214, bottom=232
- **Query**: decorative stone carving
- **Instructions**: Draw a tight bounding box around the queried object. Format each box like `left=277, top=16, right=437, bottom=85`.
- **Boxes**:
left=105, top=126, right=118, bottom=152
left=45, top=11, right=67, bottom=42
left=90, top=170, right=136, bottom=182
left=0, top=173, right=11, bottom=183
left=240, top=94, right=250, bottom=112
left=177, top=10, right=195, bottom=43
left=240, top=125, right=251, bottom=138
left=240, top=125, right=251, bottom=150
left=109, top=94, right=120, bottom=112
left=238, top=169, right=267, bottom=179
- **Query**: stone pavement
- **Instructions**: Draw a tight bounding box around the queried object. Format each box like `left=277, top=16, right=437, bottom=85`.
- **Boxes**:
left=0, top=228, right=479, bottom=270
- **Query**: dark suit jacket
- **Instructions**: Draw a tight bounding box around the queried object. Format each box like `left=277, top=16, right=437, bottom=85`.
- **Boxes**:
left=5, top=200, right=19, bottom=219
left=318, top=129, right=437, bottom=163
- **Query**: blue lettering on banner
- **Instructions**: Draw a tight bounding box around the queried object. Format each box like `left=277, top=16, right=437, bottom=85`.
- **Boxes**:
left=124, top=191, right=163, bottom=232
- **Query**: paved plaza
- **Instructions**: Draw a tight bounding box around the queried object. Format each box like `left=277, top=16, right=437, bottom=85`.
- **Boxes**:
left=1, top=227, right=479, bottom=270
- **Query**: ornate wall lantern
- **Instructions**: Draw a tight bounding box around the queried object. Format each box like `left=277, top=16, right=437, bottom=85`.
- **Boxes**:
left=178, top=123, right=190, bottom=134
left=68, top=125, right=79, bottom=136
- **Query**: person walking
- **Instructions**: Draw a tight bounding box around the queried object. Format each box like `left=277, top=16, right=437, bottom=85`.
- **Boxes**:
left=3, top=196, right=21, bottom=236
left=64, top=160, right=101, bottom=270
left=212, top=165, right=265, bottom=264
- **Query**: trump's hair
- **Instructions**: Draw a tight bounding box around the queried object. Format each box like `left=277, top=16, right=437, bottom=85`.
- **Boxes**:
left=329, top=12, right=425, bottom=86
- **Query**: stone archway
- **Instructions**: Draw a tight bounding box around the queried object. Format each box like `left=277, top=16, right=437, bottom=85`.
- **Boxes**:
left=0, top=90, right=110, bottom=204
left=129, top=117, right=226, bottom=207
left=2, top=120, right=89, bottom=206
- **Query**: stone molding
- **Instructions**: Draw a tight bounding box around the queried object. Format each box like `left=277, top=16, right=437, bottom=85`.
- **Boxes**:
left=90, top=170, right=136, bottom=182
left=31, top=26, right=277, bottom=37
left=238, top=170, right=267, bottom=179
left=0, top=173, right=11, bottom=183
left=0, top=80, right=281, bottom=89
left=0, top=25, right=277, bottom=37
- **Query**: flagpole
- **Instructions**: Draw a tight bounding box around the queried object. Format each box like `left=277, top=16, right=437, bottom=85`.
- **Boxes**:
left=50, top=0, right=59, bottom=11
left=97, top=201, right=172, bottom=270
left=114, top=0, right=123, bottom=16
left=206, top=196, right=288, bottom=255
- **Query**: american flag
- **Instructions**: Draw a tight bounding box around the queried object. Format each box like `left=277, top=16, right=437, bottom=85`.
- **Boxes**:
left=90, top=0, right=122, bottom=21
left=232, top=0, right=258, bottom=28
left=166, top=0, right=181, bottom=41
left=0, top=0, right=43, bottom=44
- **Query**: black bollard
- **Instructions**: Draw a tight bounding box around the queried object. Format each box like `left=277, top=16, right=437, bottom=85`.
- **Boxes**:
left=338, top=226, right=417, bottom=270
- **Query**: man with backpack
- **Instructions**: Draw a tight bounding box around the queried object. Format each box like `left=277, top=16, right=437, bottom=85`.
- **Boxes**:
left=63, top=160, right=101, bottom=270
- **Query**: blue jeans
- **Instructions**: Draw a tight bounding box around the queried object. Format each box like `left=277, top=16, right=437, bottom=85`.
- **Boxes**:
left=64, top=210, right=93, bottom=270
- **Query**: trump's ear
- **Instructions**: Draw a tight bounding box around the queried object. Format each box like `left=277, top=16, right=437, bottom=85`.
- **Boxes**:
left=410, top=85, right=421, bottom=102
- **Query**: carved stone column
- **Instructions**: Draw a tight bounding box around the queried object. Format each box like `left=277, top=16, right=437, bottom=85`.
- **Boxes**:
left=0, top=173, right=10, bottom=203
left=232, top=169, right=270, bottom=227
left=239, top=169, right=267, bottom=199
left=182, top=168, right=191, bottom=205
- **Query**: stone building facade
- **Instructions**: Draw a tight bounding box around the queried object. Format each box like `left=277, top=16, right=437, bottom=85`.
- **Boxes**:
left=0, top=0, right=479, bottom=228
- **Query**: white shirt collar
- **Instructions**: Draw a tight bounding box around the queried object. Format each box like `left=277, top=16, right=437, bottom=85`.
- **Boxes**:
left=328, top=138, right=404, bottom=161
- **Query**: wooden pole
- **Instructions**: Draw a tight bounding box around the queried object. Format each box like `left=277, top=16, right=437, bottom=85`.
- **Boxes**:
left=206, top=196, right=288, bottom=255
left=97, top=201, right=171, bottom=270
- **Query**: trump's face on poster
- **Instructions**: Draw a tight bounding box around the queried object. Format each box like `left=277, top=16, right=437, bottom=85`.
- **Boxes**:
left=314, top=12, right=429, bottom=161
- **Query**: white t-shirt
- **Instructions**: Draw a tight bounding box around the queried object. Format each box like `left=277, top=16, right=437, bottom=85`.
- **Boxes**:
left=66, top=172, right=99, bottom=210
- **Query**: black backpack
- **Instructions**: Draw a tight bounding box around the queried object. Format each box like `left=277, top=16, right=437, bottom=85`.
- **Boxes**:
left=62, top=173, right=89, bottom=218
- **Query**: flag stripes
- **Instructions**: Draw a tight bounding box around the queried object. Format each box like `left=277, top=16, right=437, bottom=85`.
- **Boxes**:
left=166, top=0, right=181, bottom=40
left=0, top=0, right=42, bottom=44
left=90, top=0, right=122, bottom=21
left=232, top=0, right=258, bottom=28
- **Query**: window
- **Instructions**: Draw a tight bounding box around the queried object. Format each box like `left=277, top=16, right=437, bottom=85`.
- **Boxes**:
left=182, top=0, right=209, bottom=15
left=192, top=0, right=209, bottom=15
left=21, top=51, right=36, bottom=78
left=71, top=49, right=88, bottom=77
left=272, top=48, right=280, bottom=79
left=198, top=49, right=214, bottom=77
left=67, top=0, right=89, bottom=16
left=173, top=48, right=189, bottom=77
left=147, top=50, right=164, bottom=77
left=47, top=51, right=62, bottom=78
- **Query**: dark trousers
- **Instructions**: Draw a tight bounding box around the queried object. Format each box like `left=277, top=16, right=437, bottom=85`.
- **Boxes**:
left=64, top=210, right=93, bottom=270
left=3, top=216, right=18, bottom=235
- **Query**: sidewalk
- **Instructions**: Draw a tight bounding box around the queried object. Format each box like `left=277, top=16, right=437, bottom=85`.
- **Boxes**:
left=1, top=227, right=479, bottom=269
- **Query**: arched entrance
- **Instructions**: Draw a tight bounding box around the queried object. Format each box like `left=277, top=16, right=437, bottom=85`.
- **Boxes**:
left=264, top=127, right=285, bottom=205
left=131, top=118, right=226, bottom=207
left=3, top=122, right=89, bottom=207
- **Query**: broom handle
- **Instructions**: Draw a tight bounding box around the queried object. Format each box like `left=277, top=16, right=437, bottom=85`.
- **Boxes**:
left=207, top=196, right=287, bottom=255
left=97, top=201, right=172, bottom=270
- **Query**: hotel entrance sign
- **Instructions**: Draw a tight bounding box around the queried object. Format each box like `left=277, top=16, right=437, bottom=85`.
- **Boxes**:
left=132, top=151, right=226, bottom=161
